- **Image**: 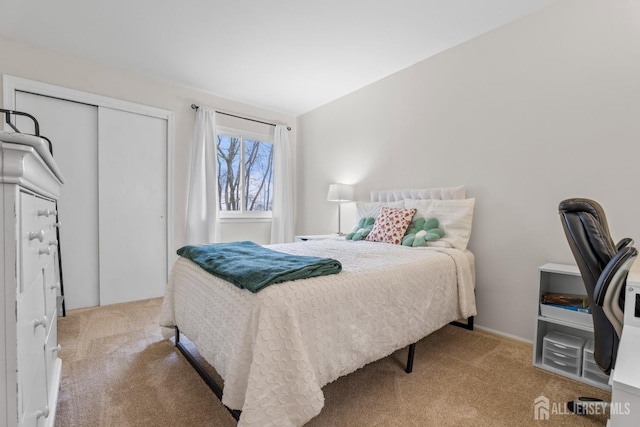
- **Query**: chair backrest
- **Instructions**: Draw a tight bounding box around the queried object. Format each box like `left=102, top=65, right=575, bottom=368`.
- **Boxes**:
left=558, top=198, right=619, bottom=373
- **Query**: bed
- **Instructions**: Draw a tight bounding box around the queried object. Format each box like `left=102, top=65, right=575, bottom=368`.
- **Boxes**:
left=159, top=187, right=477, bottom=427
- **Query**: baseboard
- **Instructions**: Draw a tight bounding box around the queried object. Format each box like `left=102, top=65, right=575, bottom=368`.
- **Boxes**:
left=474, top=324, right=533, bottom=345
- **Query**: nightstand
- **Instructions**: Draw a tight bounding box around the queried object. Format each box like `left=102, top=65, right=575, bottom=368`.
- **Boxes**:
left=295, top=234, right=342, bottom=242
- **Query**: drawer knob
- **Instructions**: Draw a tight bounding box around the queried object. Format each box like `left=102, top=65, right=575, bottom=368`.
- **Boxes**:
left=33, top=316, right=48, bottom=329
left=28, top=229, right=45, bottom=242
left=54, top=221, right=62, bottom=228
left=38, top=209, right=53, bottom=217
left=49, top=240, right=58, bottom=246
left=51, top=282, right=61, bottom=291
left=39, top=247, right=51, bottom=255
left=53, top=344, right=62, bottom=354
left=36, top=406, right=50, bottom=419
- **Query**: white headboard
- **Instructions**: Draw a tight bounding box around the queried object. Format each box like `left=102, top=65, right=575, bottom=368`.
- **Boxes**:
left=370, top=186, right=466, bottom=202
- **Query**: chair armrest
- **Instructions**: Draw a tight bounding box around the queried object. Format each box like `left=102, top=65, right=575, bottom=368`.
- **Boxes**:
left=594, top=246, right=636, bottom=306
left=594, top=246, right=637, bottom=338
left=616, top=238, right=634, bottom=251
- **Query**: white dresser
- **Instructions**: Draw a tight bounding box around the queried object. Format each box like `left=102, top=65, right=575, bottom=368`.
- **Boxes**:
left=1, top=131, right=65, bottom=427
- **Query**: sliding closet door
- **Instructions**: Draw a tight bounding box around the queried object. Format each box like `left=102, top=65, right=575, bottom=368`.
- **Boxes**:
left=14, top=91, right=101, bottom=309
left=97, top=107, right=168, bottom=305
left=13, top=86, right=169, bottom=309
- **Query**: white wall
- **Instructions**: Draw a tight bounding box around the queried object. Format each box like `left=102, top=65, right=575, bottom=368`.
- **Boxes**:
left=0, top=37, right=296, bottom=249
left=297, top=0, right=640, bottom=341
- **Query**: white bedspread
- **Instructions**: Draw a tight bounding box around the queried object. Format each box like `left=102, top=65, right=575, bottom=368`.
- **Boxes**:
left=159, top=240, right=476, bottom=426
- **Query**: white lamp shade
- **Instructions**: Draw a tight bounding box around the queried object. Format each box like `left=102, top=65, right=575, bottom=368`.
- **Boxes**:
left=327, top=184, right=354, bottom=202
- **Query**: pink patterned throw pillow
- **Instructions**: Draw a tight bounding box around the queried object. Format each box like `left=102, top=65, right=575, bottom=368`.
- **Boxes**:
left=365, top=207, right=417, bottom=244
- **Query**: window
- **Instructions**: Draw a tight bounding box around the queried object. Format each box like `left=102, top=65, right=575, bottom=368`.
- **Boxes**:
left=216, top=127, right=274, bottom=218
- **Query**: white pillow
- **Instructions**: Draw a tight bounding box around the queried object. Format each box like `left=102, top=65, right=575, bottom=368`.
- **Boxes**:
left=356, top=200, right=404, bottom=221
left=404, top=198, right=475, bottom=251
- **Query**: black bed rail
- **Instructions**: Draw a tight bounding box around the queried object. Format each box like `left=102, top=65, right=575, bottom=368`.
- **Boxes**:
left=174, top=327, right=242, bottom=421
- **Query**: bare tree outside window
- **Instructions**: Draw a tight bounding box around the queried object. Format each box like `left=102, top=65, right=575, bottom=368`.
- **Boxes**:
left=216, top=133, right=273, bottom=213
left=244, top=139, right=274, bottom=211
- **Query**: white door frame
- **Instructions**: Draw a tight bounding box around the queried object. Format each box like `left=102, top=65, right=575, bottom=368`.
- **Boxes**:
left=2, top=75, right=175, bottom=285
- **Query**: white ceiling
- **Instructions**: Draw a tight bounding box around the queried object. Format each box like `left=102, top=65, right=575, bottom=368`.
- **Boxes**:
left=0, top=0, right=557, bottom=116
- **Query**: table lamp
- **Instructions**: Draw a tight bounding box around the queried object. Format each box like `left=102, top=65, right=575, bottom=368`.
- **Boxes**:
left=327, top=184, right=354, bottom=235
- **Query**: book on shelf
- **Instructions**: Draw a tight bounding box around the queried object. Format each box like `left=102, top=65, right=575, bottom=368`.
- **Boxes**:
left=543, top=303, right=591, bottom=314
left=541, top=292, right=589, bottom=308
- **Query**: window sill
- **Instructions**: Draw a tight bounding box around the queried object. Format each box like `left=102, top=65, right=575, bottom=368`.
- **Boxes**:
left=219, top=217, right=272, bottom=224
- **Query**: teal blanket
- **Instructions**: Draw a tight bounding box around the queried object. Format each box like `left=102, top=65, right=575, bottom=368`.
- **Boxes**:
left=177, top=241, right=342, bottom=293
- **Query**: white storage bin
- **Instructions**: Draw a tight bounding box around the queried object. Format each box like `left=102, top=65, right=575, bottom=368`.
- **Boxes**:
left=543, top=349, right=581, bottom=376
left=539, top=304, right=592, bottom=327
left=583, top=362, right=610, bottom=385
left=582, top=340, right=610, bottom=386
left=542, top=331, right=585, bottom=376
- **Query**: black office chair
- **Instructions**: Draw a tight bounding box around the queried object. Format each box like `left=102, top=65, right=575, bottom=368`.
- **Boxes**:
left=558, top=198, right=637, bottom=414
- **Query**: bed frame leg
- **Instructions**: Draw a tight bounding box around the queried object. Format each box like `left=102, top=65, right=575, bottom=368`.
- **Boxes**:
left=405, top=343, right=416, bottom=374
left=450, top=316, right=474, bottom=331
left=405, top=315, right=474, bottom=375
left=174, top=327, right=242, bottom=421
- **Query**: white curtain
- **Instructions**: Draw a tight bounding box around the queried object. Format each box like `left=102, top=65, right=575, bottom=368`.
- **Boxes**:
left=185, top=107, right=220, bottom=245
left=270, top=125, right=294, bottom=243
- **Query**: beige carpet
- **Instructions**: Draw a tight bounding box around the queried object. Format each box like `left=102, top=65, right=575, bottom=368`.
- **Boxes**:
left=55, top=298, right=611, bottom=426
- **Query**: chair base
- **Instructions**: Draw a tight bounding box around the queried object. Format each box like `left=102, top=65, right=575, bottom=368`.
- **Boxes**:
left=567, top=397, right=609, bottom=415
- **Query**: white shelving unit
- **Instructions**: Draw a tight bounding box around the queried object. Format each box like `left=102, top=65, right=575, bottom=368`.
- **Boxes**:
left=533, top=263, right=611, bottom=390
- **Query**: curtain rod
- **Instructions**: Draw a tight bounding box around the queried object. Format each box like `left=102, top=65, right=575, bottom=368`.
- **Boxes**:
left=191, top=104, right=291, bottom=131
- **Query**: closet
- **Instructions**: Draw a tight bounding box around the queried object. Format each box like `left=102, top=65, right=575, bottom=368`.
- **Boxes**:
left=5, top=77, right=172, bottom=309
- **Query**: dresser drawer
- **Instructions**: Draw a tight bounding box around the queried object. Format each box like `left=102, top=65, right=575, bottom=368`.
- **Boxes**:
left=20, top=192, right=57, bottom=292
left=43, top=258, right=59, bottom=322
left=44, top=313, right=61, bottom=397
left=20, top=192, right=46, bottom=289
left=16, top=271, right=48, bottom=423
left=19, top=353, right=49, bottom=427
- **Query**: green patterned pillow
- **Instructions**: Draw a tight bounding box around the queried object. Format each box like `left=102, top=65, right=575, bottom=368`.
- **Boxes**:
left=345, top=217, right=375, bottom=241
left=401, top=217, right=445, bottom=247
